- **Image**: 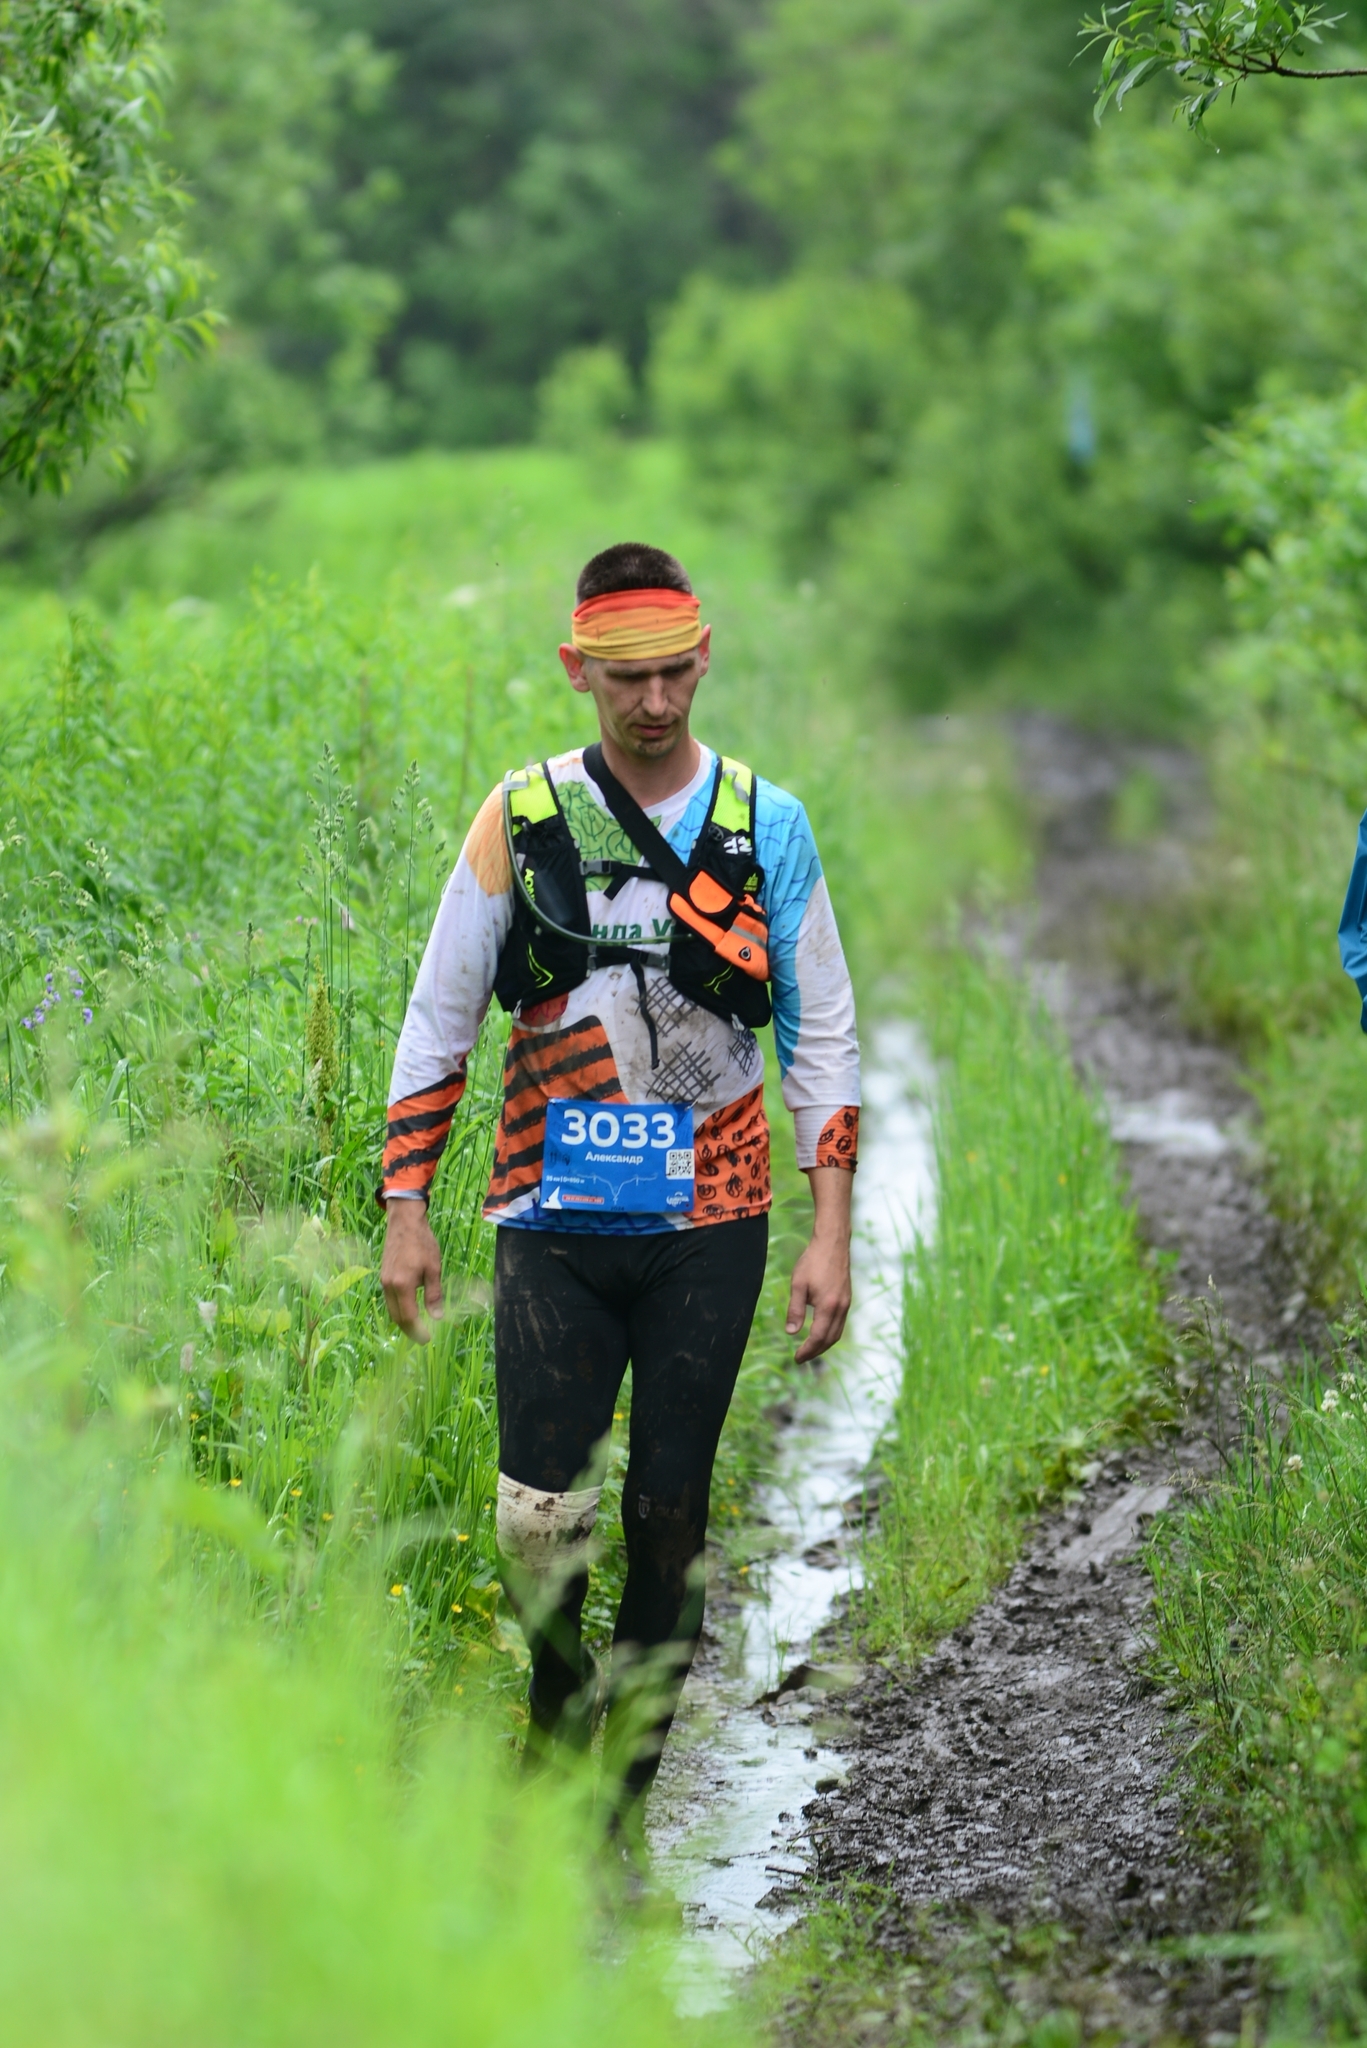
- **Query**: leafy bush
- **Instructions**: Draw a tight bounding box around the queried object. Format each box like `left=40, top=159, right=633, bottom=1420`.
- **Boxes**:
left=0, top=0, right=209, bottom=491
left=652, top=270, right=923, bottom=564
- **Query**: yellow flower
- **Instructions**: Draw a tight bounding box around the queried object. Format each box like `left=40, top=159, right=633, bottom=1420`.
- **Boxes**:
left=456, top=1531, right=469, bottom=1542
left=229, top=1477, right=242, bottom=1488
left=451, top=1603, right=463, bottom=1613
left=390, top=1584, right=404, bottom=1597
left=290, top=1488, right=301, bottom=1497
left=322, top=1511, right=333, bottom=1521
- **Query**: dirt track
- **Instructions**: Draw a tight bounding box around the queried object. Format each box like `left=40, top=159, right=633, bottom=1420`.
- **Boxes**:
left=799, top=717, right=1313, bottom=2043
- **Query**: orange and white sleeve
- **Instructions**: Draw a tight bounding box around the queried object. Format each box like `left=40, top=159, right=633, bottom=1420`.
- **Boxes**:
left=381, top=788, right=513, bottom=1203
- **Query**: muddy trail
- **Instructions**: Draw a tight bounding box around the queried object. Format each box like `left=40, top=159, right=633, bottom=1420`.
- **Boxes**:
left=794, top=717, right=1317, bottom=2045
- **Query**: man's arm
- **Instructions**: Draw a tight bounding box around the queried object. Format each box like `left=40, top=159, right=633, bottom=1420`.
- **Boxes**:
left=759, top=784, right=862, bottom=1364
left=378, top=787, right=512, bottom=1340
left=786, top=1165, right=854, bottom=1363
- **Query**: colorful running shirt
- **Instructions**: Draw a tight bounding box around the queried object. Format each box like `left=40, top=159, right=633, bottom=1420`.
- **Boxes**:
left=382, top=745, right=861, bottom=1231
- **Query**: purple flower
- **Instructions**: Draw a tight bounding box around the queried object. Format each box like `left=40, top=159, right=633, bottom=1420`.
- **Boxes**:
left=20, top=1017, right=31, bottom=1031
left=82, top=1008, right=93, bottom=1025
left=32, top=1008, right=45, bottom=1026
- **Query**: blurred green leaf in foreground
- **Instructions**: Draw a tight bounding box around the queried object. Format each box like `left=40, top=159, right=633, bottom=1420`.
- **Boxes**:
left=0, top=0, right=213, bottom=493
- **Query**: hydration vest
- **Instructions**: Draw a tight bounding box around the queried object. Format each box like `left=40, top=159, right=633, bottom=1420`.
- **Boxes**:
left=492, top=744, right=772, bottom=1035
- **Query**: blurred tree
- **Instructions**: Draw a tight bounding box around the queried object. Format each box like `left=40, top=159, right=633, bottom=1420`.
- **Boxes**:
left=0, top=0, right=209, bottom=492
left=652, top=0, right=1367, bottom=720
left=161, top=0, right=398, bottom=445
left=311, top=0, right=771, bottom=443
left=729, top=0, right=1093, bottom=336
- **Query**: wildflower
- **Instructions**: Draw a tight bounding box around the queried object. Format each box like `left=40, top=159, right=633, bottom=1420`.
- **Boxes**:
left=289, top=1488, right=302, bottom=1498
left=82, top=1008, right=92, bottom=1025
left=1286, top=1455, right=1304, bottom=1473
left=179, top=1342, right=195, bottom=1374
left=322, top=1512, right=333, bottom=1521
left=19, top=1017, right=31, bottom=1030
left=390, top=1584, right=404, bottom=1597
left=229, top=1477, right=242, bottom=1488
left=456, top=1531, right=469, bottom=1542
left=451, top=1603, right=463, bottom=1613
left=44, top=972, right=53, bottom=991
left=197, top=1299, right=218, bottom=1329
left=1322, top=1388, right=1341, bottom=1414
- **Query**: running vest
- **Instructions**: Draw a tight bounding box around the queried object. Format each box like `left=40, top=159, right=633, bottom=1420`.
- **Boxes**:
left=493, top=747, right=772, bottom=1031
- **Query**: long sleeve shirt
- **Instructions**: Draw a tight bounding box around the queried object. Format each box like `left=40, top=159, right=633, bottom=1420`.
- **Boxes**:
left=382, top=744, right=861, bottom=1230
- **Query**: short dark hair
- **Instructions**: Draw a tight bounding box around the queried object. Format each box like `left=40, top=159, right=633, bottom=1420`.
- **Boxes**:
left=576, top=542, right=692, bottom=602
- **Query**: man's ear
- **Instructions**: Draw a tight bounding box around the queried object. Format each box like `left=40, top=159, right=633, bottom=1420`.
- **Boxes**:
left=696, top=623, right=712, bottom=676
left=559, top=643, right=592, bottom=694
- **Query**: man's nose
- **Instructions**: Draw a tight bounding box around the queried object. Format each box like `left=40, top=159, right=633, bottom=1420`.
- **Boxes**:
left=638, top=672, right=672, bottom=714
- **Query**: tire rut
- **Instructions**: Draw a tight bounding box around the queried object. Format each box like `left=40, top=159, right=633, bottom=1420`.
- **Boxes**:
left=799, top=716, right=1307, bottom=2044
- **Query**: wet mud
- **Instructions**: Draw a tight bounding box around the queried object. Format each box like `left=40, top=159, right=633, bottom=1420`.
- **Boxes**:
left=801, top=716, right=1307, bottom=2043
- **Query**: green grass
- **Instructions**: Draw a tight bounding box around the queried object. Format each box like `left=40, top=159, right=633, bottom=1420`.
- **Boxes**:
left=0, top=1114, right=708, bottom=2047
left=1147, top=1318, right=1367, bottom=2040
left=856, top=960, right=1175, bottom=1657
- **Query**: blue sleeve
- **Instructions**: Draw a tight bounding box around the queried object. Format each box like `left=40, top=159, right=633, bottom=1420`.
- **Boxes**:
left=1338, top=808, right=1367, bottom=1033
left=755, top=778, right=822, bottom=1077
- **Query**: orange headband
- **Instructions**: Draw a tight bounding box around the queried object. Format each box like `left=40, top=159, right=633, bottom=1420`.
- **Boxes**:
left=570, top=587, right=701, bottom=663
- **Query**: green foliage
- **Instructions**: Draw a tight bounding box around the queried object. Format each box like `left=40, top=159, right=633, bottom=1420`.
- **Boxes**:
left=0, top=1107, right=711, bottom=2047
left=1121, top=383, right=1367, bottom=1296
left=536, top=344, right=637, bottom=454
left=648, top=3, right=1367, bottom=716
left=1149, top=1331, right=1367, bottom=2035
left=311, top=0, right=769, bottom=444
left=1085, top=0, right=1365, bottom=127
left=652, top=271, right=923, bottom=563
left=0, top=0, right=210, bottom=492
left=728, top=0, right=1092, bottom=334
left=857, top=960, right=1173, bottom=1656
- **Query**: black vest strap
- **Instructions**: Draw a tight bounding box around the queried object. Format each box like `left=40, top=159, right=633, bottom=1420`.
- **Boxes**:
left=582, top=742, right=718, bottom=895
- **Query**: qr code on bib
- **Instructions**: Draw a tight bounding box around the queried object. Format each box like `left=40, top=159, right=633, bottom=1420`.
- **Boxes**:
left=665, top=1148, right=694, bottom=1180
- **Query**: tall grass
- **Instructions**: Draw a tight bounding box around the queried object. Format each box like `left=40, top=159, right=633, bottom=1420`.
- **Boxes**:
left=0, top=1113, right=713, bottom=2047
left=1148, top=1321, right=1367, bottom=2039
left=858, top=962, right=1174, bottom=1654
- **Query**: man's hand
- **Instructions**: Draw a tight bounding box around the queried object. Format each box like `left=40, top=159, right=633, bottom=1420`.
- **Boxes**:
left=380, top=1197, right=444, bottom=1342
left=785, top=1165, right=854, bottom=1364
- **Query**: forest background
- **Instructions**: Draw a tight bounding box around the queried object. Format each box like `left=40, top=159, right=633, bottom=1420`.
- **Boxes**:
left=10, top=0, right=1367, bottom=2038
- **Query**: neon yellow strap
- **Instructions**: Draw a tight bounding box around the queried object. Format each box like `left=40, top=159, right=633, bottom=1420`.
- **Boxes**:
left=713, top=756, right=755, bottom=837
left=504, top=761, right=558, bottom=825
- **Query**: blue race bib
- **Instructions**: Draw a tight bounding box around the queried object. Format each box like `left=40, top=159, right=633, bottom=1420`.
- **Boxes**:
left=540, top=1101, right=695, bottom=1213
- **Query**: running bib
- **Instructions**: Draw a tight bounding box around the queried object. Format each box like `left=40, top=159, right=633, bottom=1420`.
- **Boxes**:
left=540, top=1101, right=695, bottom=1213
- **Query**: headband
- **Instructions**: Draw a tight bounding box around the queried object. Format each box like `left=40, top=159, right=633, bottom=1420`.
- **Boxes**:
left=570, top=587, right=702, bottom=663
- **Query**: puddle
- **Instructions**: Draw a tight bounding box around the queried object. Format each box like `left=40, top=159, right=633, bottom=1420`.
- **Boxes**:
left=647, top=1020, right=937, bottom=2010
left=1108, top=1089, right=1230, bottom=1158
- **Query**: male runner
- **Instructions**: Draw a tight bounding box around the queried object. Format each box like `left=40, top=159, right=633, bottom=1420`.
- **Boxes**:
left=378, top=541, right=861, bottom=1827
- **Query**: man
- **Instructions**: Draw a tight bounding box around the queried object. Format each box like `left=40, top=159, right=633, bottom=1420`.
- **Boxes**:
left=379, top=541, right=861, bottom=1832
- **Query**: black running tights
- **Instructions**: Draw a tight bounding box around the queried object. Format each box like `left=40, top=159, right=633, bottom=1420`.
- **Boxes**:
left=494, top=1215, right=768, bottom=1809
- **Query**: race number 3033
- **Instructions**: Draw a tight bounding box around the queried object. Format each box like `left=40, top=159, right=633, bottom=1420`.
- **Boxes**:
left=540, top=1101, right=695, bottom=1213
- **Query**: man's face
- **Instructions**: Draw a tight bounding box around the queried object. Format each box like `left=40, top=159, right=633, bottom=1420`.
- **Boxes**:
left=559, top=625, right=711, bottom=764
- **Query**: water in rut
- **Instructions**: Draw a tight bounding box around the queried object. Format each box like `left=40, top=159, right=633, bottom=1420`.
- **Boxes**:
left=645, top=1020, right=936, bottom=2010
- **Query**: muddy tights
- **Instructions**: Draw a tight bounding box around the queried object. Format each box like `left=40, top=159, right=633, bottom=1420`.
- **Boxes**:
left=493, top=1216, right=768, bottom=1814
